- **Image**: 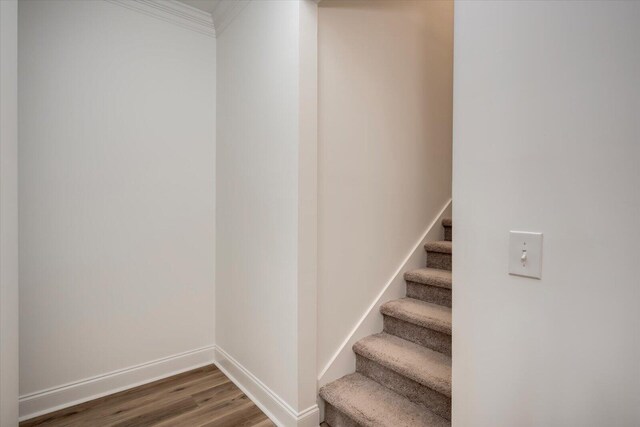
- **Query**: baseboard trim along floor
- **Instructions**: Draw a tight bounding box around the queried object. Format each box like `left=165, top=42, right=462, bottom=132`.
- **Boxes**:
left=19, top=345, right=216, bottom=422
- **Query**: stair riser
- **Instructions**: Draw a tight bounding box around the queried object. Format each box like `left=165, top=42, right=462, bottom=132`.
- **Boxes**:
left=426, top=252, right=451, bottom=271
left=406, top=282, right=451, bottom=307
left=444, top=226, right=452, bottom=242
left=356, top=355, right=451, bottom=421
left=383, top=316, right=451, bottom=357
left=324, top=403, right=358, bottom=427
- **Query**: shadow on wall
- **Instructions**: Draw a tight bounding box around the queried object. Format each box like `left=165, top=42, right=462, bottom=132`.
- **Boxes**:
left=317, top=0, right=454, bottom=384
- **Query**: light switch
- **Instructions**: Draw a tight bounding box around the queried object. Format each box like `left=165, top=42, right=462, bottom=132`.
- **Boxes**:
left=509, top=231, right=543, bottom=279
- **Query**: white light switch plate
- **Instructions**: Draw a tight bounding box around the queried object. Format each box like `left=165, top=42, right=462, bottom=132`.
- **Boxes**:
left=509, top=231, right=543, bottom=279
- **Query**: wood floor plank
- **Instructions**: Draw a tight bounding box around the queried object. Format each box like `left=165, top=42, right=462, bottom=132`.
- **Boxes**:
left=110, top=396, right=197, bottom=427
left=202, top=403, right=268, bottom=427
left=251, top=419, right=277, bottom=427
left=24, top=370, right=226, bottom=427
left=191, top=381, right=242, bottom=406
left=19, top=365, right=275, bottom=427
left=154, top=392, right=252, bottom=426
left=22, top=366, right=220, bottom=427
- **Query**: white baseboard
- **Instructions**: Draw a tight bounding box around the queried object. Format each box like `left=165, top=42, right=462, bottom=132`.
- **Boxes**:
left=214, top=346, right=319, bottom=427
left=317, top=199, right=452, bottom=400
left=19, top=345, right=216, bottom=422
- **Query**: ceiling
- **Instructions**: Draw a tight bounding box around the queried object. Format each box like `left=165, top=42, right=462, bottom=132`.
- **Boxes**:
left=180, top=0, right=250, bottom=36
left=181, top=0, right=221, bottom=15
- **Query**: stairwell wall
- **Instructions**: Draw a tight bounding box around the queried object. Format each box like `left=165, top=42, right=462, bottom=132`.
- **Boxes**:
left=453, top=1, right=640, bottom=426
left=317, top=0, right=453, bottom=378
left=215, top=1, right=319, bottom=424
left=18, top=0, right=216, bottom=419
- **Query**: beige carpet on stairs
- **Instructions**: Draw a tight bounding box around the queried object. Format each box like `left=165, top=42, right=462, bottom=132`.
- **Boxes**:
left=319, top=218, right=453, bottom=426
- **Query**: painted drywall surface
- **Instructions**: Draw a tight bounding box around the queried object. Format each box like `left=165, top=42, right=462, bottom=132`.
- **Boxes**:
left=0, top=0, right=19, bottom=425
left=216, top=0, right=298, bottom=408
left=216, top=0, right=318, bottom=417
left=317, top=0, right=453, bottom=373
left=318, top=200, right=450, bottom=397
left=453, top=1, right=640, bottom=426
left=19, top=0, right=215, bottom=397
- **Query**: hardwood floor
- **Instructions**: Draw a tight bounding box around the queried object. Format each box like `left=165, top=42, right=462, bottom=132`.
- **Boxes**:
left=21, top=365, right=276, bottom=427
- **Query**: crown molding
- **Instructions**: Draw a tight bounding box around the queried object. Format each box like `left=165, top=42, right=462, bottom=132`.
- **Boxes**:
left=209, top=0, right=250, bottom=37
left=107, top=0, right=215, bottom=37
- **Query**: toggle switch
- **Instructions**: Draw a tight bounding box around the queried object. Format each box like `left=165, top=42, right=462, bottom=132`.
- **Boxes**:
left=509, top=231, right=543, bottom=279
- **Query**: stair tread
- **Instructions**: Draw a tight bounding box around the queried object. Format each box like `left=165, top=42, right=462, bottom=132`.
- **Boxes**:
left=424, top=241, right=452, bottom=254
left=320, top=373, right=450, bottom=427
left=442, top=217, right=452, bottom=227
left=353, top=333, right=451, bottom=397
left=381, top=298, right=451, bottom=335
left=404, top=268, right=452, bottom=289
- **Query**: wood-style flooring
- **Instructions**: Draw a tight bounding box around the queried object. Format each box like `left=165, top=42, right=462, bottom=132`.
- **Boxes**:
left=21, top=365, right=275, bottom=427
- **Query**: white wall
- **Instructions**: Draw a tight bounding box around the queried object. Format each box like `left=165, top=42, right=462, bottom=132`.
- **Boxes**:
left=19, top=0, right=215, bottom=418
left=215, top=1, right=318, bottom=425
left=453, top=1, right=640, bottom=426
left=0, top=0, right=19, bottom=425
left=317, top=0, right=453, bottom=374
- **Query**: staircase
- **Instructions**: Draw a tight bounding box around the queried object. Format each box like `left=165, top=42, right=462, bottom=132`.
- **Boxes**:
left=320, top=218, right=453, bottom=427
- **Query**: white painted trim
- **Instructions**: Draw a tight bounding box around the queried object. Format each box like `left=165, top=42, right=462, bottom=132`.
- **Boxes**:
left=317, top=199, right=453, bottom=387
left=19, top=345, right=216, bottom=422
left=214, top=346, right=320, bottom=427
left=297, top=0, right=320, bottom=419
left=209, top=0, right=250, bottom=37
left=107, top=0, right=216, bottom=37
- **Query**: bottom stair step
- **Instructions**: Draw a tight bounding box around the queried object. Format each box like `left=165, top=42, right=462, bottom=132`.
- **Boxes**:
left=319, top=373, right=449, bottom=427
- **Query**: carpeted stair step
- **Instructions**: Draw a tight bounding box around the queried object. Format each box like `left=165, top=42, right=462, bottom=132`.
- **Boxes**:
left=442, top=218, right=452, bottom=242
left=404, top=267, right=452, bottom=307
left=319, top=373, right=450, bottom=427
left=381, top=298, right=452, bottom=355
left=353, top=333, right=451, bottom=419
left=319, top=219, right=455, bottom=426
left=424, top=240, right=452, bottom=271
